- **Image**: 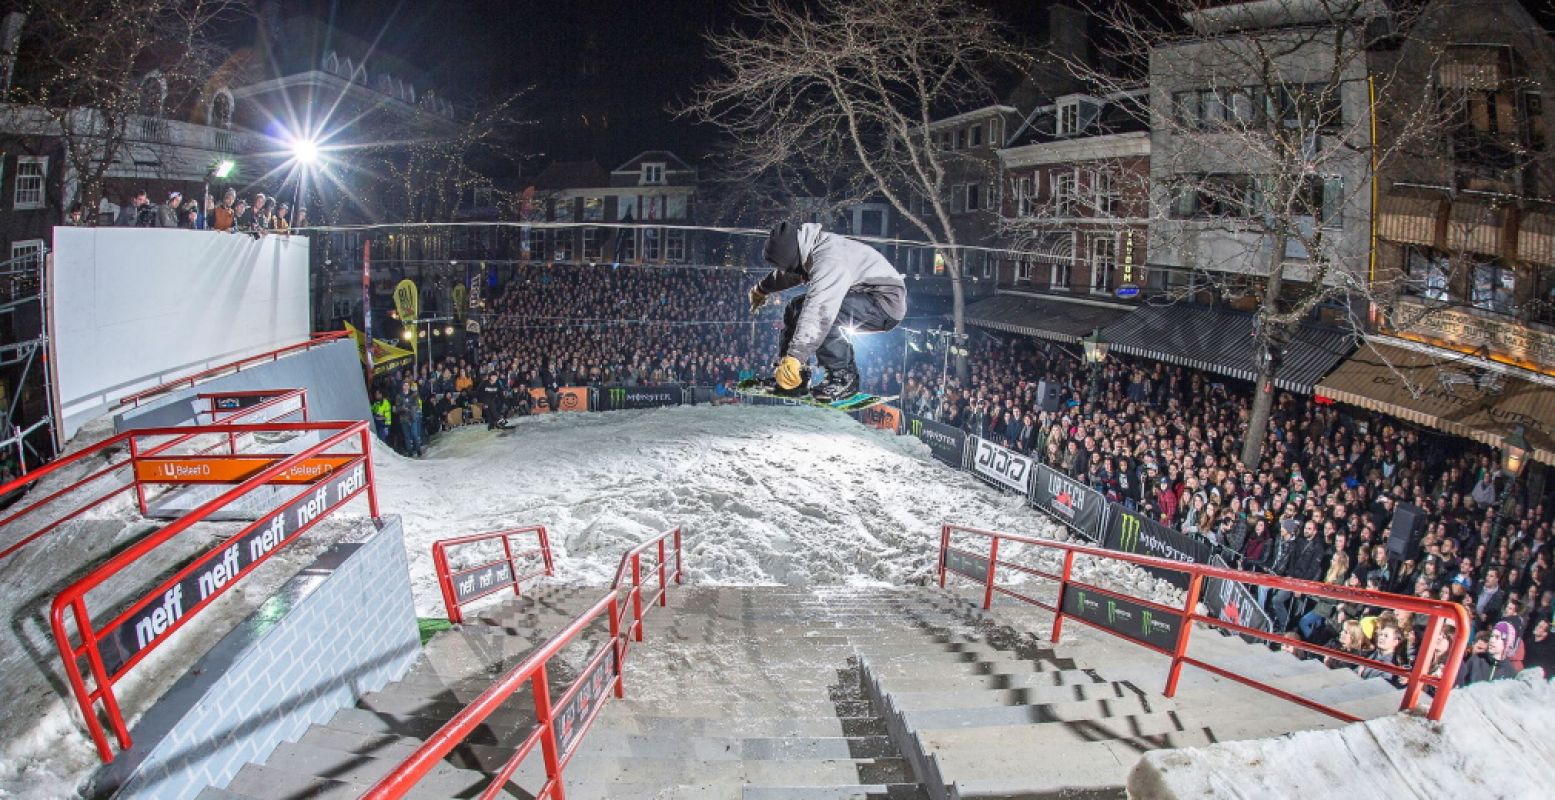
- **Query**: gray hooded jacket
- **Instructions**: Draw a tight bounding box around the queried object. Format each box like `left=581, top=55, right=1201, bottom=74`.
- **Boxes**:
left=756, top=223, right=906, bottom=362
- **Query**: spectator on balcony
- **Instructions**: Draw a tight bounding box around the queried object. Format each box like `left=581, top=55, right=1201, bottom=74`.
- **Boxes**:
left=273, top=203, right=291, bottom=233
left=115, top=190, right=153, bottom=227
left=293, top=206, right=309, bottom=229
left=65, top=203, right=86, bottom=226
left=179, top=198, right=200, bottom=228
left=234, top=197, right=253, bottom=229
left=154, top=191, right=181, bottom=228
left=213, top=189, right=237, bottom=231
left=252, top=193, right=273, bottom=229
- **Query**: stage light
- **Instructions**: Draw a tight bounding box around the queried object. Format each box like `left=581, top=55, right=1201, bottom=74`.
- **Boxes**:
left=444, top=325, right=455, bottom=335
left=291, top=137, right=320, bottom=165
left=212, top=159, right=236, bottom=179
left=401, top=330, right=414, bottom=342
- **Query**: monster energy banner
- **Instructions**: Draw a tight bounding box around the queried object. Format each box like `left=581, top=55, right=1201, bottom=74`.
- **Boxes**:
left=1031, top=465, right=1107, bottom=541
left=1061, top=585, right=1182, bottom=651
left=599, top=385, right=684, bottom=411
left=1102, top=505, right=1211, bottom=589
left=1203, top=555, right=1274, bottom=633
left=905, top=414, right=966, bottom=468
left=970, top=437, right=1034, bottom=495
left=943, top=547, right=990, bottom=580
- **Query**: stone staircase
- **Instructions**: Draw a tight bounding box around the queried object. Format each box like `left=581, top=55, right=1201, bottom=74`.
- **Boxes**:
left=198, top=583, right=1408, bottom=800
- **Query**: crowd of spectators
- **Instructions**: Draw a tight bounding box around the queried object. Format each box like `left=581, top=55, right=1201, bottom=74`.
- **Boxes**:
left=79, top=188, right=306, bottom=233
left=366, top=263, right=1552, bottom=687
left=889, top=333, right=1555, bottom=685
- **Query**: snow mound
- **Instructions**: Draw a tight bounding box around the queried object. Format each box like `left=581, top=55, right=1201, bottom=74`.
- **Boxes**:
left=372, top=405, right=1178, bottom=618
left=1128, top=670, right=1555, bottom=800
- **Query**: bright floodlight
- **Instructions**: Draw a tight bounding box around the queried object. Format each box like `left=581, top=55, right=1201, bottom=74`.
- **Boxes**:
left=212, top=159, right=236, bottom=179
left=291, top=137, right=320, bottom=165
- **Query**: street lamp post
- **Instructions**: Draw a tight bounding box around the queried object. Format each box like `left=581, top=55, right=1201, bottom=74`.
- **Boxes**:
left=1082, top=328, right=1109, bottom=404
left=1488, top=425, right=1530, bottom=561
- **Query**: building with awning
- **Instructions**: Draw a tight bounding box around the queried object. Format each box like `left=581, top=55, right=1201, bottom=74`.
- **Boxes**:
left=1096, top=304, right=1355, bottom=394
left=963, top=293, right=1133, bottom=343
left=1317, top=341, right=1555, bottom=465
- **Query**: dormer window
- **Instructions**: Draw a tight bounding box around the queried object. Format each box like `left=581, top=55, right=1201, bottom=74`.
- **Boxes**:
left=1057, top=101, right=1080, bottom=136
left=641, top=162, right=665, bottom=185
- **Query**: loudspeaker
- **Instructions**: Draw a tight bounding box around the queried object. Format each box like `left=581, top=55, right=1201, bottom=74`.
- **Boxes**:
left=1387, top=501, right=1427, bottom=562
left=1036, top=380, right=1062, bottom=412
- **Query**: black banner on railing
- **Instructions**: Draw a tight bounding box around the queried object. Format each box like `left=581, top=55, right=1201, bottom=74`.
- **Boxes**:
left=1102, top=505, right=1212, bottom=589
left=1031, top=464, right=1107, bottom=541
left=452, top=562, right=514, bottom=604
left=599, top=385, right=684, bottom=411
left=98, top=459, right=369, bottom=676
left=555, top=644, right=619, bottom=756
left=1061, top=585, right=1182, bottom=651
left=970, top=437, right=1034, bottom=495
left=1204, top=556, right=1274, bottom=633
left=905, top=415, right=967, bottom=468
left=944, top=547, right=990, bottom=580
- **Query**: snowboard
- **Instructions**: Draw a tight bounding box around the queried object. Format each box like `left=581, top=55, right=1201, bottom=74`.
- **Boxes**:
left=735, top=379, right=897, bottom=412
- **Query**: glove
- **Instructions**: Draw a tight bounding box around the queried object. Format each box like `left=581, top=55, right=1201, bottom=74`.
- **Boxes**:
left=748, top=286, right=767, bottom=314
left=774, top=356, right=804, bottom=390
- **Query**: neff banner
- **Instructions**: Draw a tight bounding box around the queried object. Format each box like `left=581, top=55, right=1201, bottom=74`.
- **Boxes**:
left=601, top=384, right=683, bottom=411
left=97, top=459, right=368, bottom=676
left=1061, top=585, right=1181, bottom=651
left=555, top=645, right=618, bottom=756
left=452, top=562, right=514, bottom=603
left=907, top=414, right=966, bottom=468
left=970, top=437, right=1033, bottom=495
left=1103, top=505, right=1211, bottom=589
left=1031, top=465, right=1107, bottom=541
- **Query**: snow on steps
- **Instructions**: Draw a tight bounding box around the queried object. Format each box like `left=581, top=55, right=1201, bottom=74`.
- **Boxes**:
left=201, top=583, right=1414, bottom=800
left=1127, top=671, right=1555, bottom=800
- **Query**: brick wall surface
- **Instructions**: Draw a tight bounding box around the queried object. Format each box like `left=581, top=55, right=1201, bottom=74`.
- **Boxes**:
left=95, top=515, right=418, bottom=799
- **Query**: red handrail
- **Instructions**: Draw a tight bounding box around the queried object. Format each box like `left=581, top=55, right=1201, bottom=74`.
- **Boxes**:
left=938, top=524, right=1471, bottom=723
left=115, top=331, right=349, bottom=409
left=433, top=527, right=555, bottom=623
left=0, top=392, right=311, bottom=560
left=365, top=526, right=684, bottom=800
left=49, top=420, right=380, bottom=762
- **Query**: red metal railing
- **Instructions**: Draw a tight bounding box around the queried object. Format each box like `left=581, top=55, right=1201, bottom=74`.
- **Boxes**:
left=939, top=524, right=1471, bottom=723
left=0, top=391, right=310, bottom=561
left=115, top=331, right=349, bottom=409
left=433, top=527, right=555, bottom=623
left=49, top=420, right=380, bottom=762
left=365, top=526, right=683, bottom=800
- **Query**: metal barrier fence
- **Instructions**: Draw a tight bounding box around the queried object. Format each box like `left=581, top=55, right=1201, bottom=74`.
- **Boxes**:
left=433, top=526, right=554, bottom=623
left=0, top=389, right=310, bottom=561
left=938, top=523, right=1471, bottom=723
left=365, top=526, right=683, bottom=800
left=49, top=419, right=379, bottom=762
left=115, top=331, right=350, bottom=409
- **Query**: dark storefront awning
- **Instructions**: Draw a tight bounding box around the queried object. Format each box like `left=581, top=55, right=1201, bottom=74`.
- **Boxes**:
left=1317, top=342, right=1555, bottom=465
left=1097, top=304, right=1354, bottom=394
left=964, top=293, right=1132, bottom=344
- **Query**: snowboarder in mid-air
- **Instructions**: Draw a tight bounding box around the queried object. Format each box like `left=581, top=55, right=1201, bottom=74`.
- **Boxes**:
left=748, top=221, right=906, bottom=402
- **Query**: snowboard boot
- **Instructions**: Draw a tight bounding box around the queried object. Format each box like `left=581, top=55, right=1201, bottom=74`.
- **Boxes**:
left=811, top=365, right=860, bottom=403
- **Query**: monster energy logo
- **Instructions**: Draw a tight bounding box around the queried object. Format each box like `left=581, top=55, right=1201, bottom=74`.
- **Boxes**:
left=1118, top=514, right=1142, bottom=552
left=609, top=388, right=626, bottom=409
left=910, top=419, right=922, bottom=437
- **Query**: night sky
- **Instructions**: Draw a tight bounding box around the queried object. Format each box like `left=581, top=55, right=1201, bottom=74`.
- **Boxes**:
left=299, top=0, right=1555, bottom=172
left=296, top=0, right=1054, bottom=170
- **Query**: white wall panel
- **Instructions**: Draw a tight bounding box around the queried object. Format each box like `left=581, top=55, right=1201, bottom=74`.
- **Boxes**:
left=52, top=228, right=311, bottom=438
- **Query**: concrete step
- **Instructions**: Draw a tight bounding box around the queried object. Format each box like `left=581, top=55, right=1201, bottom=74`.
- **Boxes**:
left=221, top=762, right=500, bottom=800
left=569, top=731, right=901, bottom=761
left=919, top=711, right=1212, bottom=755
left=260, top=741, right=495, bottom=796
left=592, top=713, right=888, bottom=739
left=884, top=681, right=1130, bottom=709
left=509, top=755, right=915, bottom=792
left=900, top=694, right=1164, bottom=730
left=871, top=668, right=1106, bottom=692
left=324, top=706, right=532, bottom=748
left=741, top=787, right=931, bottom=800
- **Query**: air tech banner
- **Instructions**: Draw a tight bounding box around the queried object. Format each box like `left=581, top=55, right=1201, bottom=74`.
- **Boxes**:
left=394, top=279, right=419, bottom=353
left=134, top=455, right=357, bottom=485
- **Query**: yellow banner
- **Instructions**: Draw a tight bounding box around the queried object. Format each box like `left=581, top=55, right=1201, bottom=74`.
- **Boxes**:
left=452, top=284, right=468, bottom=321
left=345, top=322, right=414, bottom=376
left=394, top=279, right=419, bottom=354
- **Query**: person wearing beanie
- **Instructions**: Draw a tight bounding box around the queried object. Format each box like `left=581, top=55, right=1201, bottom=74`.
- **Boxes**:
left=1460, top=622, right=1523, bottom=685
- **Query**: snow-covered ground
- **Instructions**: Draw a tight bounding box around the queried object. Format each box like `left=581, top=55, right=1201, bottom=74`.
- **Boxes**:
left=373, top=404, right=1176, bottom=618
left=1130, top=670, right=1555, bottom=800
